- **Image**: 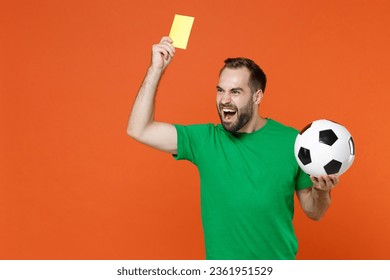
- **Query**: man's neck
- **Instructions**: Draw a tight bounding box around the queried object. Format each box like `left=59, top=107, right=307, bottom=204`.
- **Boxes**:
left=237, top=115, right=267, bottom=133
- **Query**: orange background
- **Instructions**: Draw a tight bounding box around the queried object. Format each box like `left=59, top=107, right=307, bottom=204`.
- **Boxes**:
left=1, top=0, right=389, bottom=259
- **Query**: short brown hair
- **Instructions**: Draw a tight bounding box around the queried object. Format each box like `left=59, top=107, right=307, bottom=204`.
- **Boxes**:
left=220, top=57, right=267, bottom=93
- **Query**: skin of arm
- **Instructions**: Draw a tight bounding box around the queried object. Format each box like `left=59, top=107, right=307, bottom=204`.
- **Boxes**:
left=296, top=175, right=339, bottom=221
left=127, top=37, right=178, bottom=154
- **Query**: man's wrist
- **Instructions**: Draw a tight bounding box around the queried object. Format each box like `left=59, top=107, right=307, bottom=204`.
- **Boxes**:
left=313, top=185, right=331, bottom=191
left=312, top=186, right=332, bottom=199
left=149, top=65, right=163, bottom=75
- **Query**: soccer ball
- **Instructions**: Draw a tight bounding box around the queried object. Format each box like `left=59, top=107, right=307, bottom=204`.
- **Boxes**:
left=294, top=119, right=355, bottom=176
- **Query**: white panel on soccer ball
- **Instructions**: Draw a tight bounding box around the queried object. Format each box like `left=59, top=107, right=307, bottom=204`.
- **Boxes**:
left=305, top=162, right=326, bottom=177
left=311, top=141, right=333, bottom=167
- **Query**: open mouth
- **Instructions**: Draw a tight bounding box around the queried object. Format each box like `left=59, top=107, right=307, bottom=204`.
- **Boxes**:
left=222, top=108, right=237, bottom=121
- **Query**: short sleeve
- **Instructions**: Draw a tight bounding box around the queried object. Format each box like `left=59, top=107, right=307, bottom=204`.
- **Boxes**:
left=172, top=124, right=211, bottom=165
left=295, top=167, right=313, bottom=190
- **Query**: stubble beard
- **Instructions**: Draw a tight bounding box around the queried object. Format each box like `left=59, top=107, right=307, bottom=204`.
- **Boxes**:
left=218, top=98, right=254, bottom=132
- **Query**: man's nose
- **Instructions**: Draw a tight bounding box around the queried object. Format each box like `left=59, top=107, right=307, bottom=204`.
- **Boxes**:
left=220, top=92, right=231, bottom=104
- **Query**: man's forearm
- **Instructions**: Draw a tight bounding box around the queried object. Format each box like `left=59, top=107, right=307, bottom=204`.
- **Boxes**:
left=127, top=66, right=163, bottom=138
left=305, top=188, right=331, bottom=221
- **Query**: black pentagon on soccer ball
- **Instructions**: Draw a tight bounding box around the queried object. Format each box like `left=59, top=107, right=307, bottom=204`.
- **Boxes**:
left=319, top=129, right=338, bottom=146
left=298, top=147, right=312, bottom=165
left=324, top=159, right=342, bottom=174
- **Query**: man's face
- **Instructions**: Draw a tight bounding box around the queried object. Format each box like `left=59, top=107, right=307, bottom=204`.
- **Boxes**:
left=216, top=67, right=256, bottom=132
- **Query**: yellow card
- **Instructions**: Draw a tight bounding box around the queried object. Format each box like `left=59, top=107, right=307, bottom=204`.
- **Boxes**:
left=169, top=14, right=195, bottom=49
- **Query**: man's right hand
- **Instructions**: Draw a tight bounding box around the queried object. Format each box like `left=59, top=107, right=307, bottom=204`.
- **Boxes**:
left=151, top=36, right=176, bottom=71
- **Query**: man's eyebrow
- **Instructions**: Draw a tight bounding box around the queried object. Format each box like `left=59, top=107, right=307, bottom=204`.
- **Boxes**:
left=216, top=86, right=244, bottom=92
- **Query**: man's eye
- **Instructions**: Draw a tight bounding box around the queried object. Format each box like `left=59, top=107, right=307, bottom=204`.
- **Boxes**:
left=232, top=91, right=240, bottom=95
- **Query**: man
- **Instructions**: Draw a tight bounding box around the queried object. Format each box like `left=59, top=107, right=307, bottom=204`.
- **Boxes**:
left=127, top=36, right=338, bottom=259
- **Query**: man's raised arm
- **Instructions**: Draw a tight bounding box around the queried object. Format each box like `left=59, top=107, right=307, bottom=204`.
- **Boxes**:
left=127, top=37, right=178, bottom=154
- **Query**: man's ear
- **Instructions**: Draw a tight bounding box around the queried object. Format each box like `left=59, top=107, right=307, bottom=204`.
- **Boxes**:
left=253, top=89, right=264, bottom=105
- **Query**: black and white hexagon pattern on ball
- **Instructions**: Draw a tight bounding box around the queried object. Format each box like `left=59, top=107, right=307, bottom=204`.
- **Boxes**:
left=294, top=119, right=356, bottom=177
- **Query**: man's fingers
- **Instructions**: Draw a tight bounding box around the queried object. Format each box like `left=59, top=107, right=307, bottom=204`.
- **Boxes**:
left=152, top=45, right=170, bottom=60
left=150, top=36, right=176, bottom=70
left=153, top=42, right=175, bottom=60
left=160, top=42, right=175, bottom=57
left=323, top=176, right=333, bottom=188
left=159, top=36, right=175, bottom=55
left=330, top=175, right=339, bottom=185
left=316, top=176, right=326, bottom=189
left=311, top=175, right=339, bottom=191
left=324, top=175, right=339, bottom=188
left=160, top=36, right=173, bottom=44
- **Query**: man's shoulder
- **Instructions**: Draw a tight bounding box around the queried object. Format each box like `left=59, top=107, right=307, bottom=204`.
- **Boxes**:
left=266, top=118, right=300, bottom=139
left=174, top=123, right=216, bottom=129
left=268, top=120, right=299, bottom=143
left=173, top=123, right=219, bottom=135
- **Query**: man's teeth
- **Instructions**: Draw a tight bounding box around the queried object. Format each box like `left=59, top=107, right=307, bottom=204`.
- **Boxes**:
left=223, top=109, right=236, bottom=112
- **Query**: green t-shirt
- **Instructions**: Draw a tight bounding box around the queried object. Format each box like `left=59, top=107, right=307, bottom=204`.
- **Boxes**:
left=173, top=119, right=312, bottom=260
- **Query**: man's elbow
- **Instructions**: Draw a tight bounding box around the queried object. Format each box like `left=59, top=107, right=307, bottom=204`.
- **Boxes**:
left=305, top=210, right=327, bottom=222
left=127, top=126, right=142, bottom=140
left=308, top=214, right=323, bottom=222
left=306, top=207, right=329, bottom=222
